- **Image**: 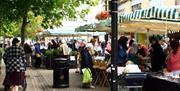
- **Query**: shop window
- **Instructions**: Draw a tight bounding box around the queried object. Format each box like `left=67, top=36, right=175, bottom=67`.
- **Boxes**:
left=132, top=3, right=141, bottom=12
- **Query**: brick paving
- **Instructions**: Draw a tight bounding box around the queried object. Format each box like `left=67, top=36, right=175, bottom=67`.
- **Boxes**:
left=0, top=62, right=109, bottom=91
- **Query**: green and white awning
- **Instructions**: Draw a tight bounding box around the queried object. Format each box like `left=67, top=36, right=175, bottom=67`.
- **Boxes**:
left=95, top=6, right=180, bottom=33
left=119, top=6, right=180, bottom=23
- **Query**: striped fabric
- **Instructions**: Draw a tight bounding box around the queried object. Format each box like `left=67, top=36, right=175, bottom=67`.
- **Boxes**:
left=119, top=6, right=180, bottom=23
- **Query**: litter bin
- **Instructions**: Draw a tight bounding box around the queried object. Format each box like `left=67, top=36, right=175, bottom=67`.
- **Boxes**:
left=53, top=57, right=69, bottom=88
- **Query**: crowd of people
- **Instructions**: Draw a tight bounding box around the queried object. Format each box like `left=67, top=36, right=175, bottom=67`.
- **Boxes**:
left=1, top=35, right=180, bottom=90
left=115, top=35, right=180, bottom=75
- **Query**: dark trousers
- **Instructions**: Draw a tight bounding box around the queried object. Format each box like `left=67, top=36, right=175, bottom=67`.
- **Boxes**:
left=35, top=57, right=41, bottom=68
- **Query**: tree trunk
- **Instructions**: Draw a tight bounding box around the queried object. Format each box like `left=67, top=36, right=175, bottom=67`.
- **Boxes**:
left=21, top=12, right=27, bottom=45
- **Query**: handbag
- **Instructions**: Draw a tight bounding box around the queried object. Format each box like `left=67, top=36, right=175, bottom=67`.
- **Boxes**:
left=36, top=53, right=41, bottom=58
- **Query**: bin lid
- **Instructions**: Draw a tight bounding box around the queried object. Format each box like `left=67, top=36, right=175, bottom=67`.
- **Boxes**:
left=53, top=58, right=67, bottom=61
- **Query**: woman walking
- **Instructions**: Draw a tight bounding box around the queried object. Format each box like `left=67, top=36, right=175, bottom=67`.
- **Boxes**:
left=3, top=38, right=26, bottom=91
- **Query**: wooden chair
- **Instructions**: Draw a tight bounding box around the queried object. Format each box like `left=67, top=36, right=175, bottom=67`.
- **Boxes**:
left=97, top=58, right=111, bottom=86
left=92, top=60, right=101, bottom=84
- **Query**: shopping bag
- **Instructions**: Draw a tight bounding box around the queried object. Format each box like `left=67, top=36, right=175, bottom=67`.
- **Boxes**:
left=82, top=68, right=92, bottom=84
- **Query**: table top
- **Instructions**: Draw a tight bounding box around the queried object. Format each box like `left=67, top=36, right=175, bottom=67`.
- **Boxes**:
left=147, top=72, right=180, bottom=84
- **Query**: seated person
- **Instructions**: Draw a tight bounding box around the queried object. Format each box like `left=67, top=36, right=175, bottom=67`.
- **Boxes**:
left=124, top=60, right=141, bottom=73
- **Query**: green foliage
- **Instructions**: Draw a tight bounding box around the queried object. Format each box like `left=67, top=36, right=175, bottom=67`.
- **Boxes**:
left=45, top=49, right=53, bottom=56
left=0, top=0, right=99, bottom=39
left=0, top=22, right=20, bottom=37
left=45, top=49, right=62, bottom=56
left=70, top=51, right=78, bottom=56
left=0, top=48, right=4, bottom=58
left=52, top=49, right=61, bottom=56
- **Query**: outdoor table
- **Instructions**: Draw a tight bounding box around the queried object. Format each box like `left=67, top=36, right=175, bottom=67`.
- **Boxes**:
left=118, top=72, right=147, bottom=91
left=143, top=73, right=180, bottom=91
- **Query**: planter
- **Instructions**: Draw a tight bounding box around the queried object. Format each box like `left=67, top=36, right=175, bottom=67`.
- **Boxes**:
left=45, top=56, right=53, bottom=69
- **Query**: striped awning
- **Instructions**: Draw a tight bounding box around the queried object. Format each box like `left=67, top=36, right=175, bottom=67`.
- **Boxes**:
left=119, top=6, right=180, bottom=23
left=95, top=6, right=180, bottom=33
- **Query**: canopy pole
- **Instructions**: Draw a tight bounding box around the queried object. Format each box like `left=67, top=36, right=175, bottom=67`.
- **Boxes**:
left=165, top=18, right=168, bottom=38
left=146, top=28, right=150, bottom=46
left=109, top=0, right=118, bottom=91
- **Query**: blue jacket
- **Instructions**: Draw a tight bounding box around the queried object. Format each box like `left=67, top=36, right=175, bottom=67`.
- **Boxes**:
left=117, top=45, right=127, bottom=65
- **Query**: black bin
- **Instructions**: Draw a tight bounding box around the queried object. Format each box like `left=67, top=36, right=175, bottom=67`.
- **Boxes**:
left=53, top=57, right=69, bottom=88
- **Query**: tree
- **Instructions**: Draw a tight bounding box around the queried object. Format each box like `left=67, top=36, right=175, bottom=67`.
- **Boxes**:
left=0, top=0, right=98, bottom=44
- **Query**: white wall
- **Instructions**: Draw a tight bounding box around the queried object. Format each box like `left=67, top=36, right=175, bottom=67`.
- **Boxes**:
left=131, top=0, right=142, bottom=5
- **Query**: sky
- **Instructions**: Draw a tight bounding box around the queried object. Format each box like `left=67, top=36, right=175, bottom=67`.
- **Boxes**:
left=59, top=1, right=105, bottom=30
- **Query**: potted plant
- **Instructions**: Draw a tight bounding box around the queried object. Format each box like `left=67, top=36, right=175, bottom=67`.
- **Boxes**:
left=44, top=49, right=54, bottom=69
left=52, top=49, right=61, bottom=57
left=44, top=49, right=63, bottom=69
left=70, top=50, right=78, bottom=56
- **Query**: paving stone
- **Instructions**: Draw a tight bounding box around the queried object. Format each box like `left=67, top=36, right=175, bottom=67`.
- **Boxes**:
left=0, top=62, right=109, bottom=91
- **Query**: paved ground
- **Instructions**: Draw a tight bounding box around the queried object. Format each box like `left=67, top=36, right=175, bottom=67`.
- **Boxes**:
left=0, top=62, right=109, bottom=91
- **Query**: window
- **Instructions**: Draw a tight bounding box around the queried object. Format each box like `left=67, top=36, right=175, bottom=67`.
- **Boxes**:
left=132, top=3, right=141, bottom=12
left=119, top=9, right=125, bottom=15
left=175, top=0, right=180, bottom=5
left=150, top=0, right=164, bottom=7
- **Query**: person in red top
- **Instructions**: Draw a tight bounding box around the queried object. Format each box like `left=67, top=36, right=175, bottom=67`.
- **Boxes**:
left=167, top=40, right=180, bottom=75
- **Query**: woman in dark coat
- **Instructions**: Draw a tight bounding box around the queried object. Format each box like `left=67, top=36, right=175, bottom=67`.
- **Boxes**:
left=149, top=35, right=166, bottom=72
left=80, top=44, right=95, bottom=88
left=80, top=45, right=94, bottom=75
left=3, top=38, right=26, bottom=91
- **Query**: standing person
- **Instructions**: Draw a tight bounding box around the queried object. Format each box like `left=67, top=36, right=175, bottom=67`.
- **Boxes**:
left=117, top=36, right=128, bottom=66
left=34, top=42, right=42, bottom=68
left=137, top=44, right=148, bottom=58
left=80, top=44, right=95, bottom=88
left=50, top=40, right=58, bottom=49
left=59, top=40, right=70, bottom=56
left=3, top=38, right=26, bottom=91
left=24, top=43, right=32, bottom=67
left=166, top=40, right=180, bottom=75
left=149, top=35, right=166, bottom=72
left=101, top=41, right=106, bottom=56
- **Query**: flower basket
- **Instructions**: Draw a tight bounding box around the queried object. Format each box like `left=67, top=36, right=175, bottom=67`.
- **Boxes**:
left=95, top=11, right=110, bottom=20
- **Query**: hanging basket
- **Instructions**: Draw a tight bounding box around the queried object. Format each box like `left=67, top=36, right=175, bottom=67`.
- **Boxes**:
left=95, top=11, right=110, bottom=20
